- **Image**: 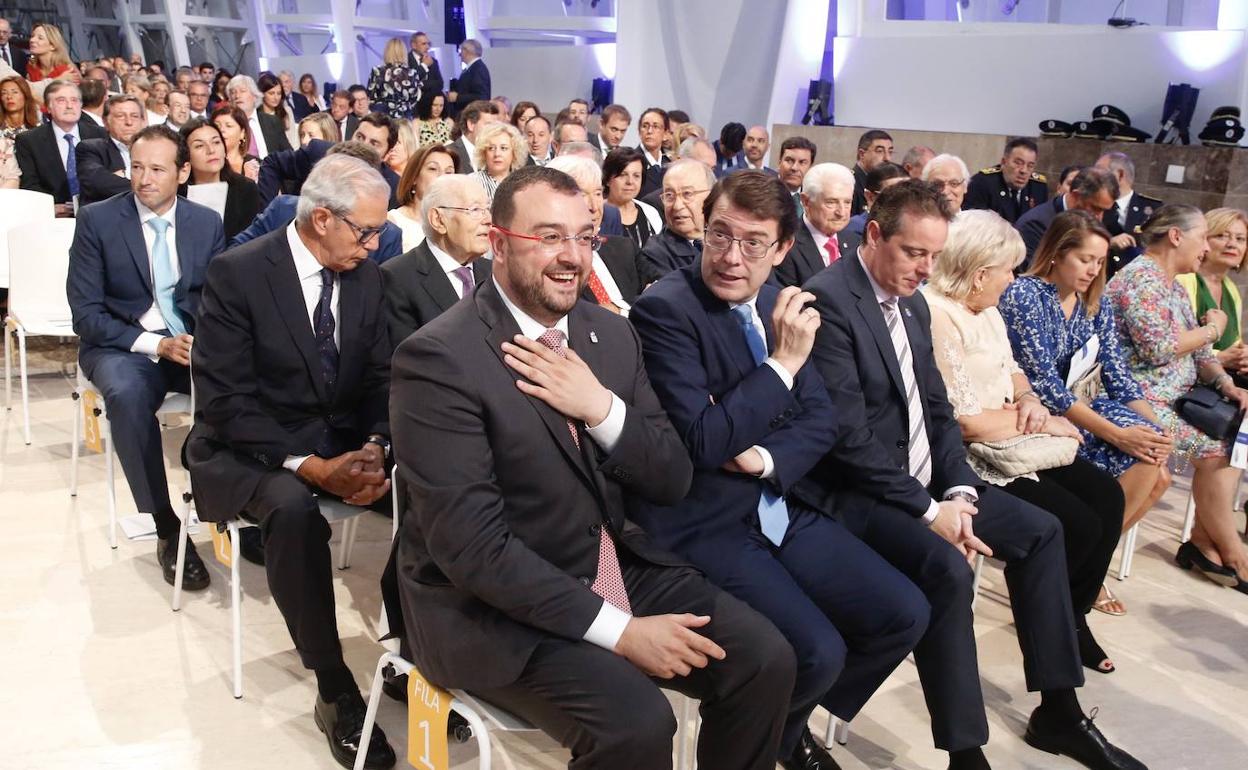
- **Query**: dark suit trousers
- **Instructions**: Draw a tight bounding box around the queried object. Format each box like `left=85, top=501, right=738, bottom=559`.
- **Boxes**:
left=838, top=485, right=1083, bottom=751
left=709, top=507, right=928, bottom=755
left=81, top=349, right=189, bottom=539
left=473, top=558, right=796, bottom=770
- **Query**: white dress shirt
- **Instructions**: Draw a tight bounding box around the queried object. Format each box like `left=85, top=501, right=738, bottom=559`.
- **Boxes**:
left=460, top=133, right=478, bottom=172
left=804, top=214, right=835, bottom=266
left=130, top=198, right=181, bottom=357
left=52, top=122, right=81, bottom=170
left=641, top=147, right=664, bottom=168
left=856, top=249, right=976, bottom=523
left=493, top=277, right=631, bottom=651
left=84, top=110, right=105, bottom=127
left=112, top=137, right=131, bottom=178
left=727, top=294, right=795, bottom=480
left=428, top=239, right=473, bottom=299
left=589, top=252, right=630, bottom=315
left=1114, top=189, right=1133, bottom=229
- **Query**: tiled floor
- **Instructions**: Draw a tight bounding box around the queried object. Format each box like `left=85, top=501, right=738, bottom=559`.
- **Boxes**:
left=3, top=338, right=1247, bottom=769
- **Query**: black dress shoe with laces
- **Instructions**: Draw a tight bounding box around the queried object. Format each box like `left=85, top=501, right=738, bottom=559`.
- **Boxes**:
left=157, top=537, right=210, bottom=590
left=314, top=691, right=397, bottom=770
left=782, top=727, right=842, bottom=770
left=1024, top=707, right=1147, bottom=770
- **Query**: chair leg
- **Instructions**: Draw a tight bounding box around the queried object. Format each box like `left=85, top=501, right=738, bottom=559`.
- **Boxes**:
left=455, top=704, right=493, bottom=770
left=353, top=652, right=395, bottom=770
left=171, top=496, right=191, bottom=611
left=1181, top=492, right=1196, bottom=544
left=675, top=695, right=692, bottom=770
left=337, top=517, right=359, bottom=570
left=834, top=718, right=849, bottom=745
left=104, top=428, right=117, bottom=550
left=230, top=521, right=243, bottom=699
left=823, top=713, right=839, bottom=749
left=970, top=553, right=985, bottom=611
left=69, top=389, right=81, bottom=496
left=17, top=328, right=30, bottom=445
left=1118, top=523, right=1139, bottom=580
left=3, top=322, right=11, bottom=411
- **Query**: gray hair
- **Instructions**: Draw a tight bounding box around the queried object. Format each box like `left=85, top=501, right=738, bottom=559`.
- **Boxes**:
left=1139, top=203, right=1206, bottom=247
left=677, top=137, right=714, bottom=159
left=1097, top=151, right=1135, bottom=185
left=921, top=153, right=970, bottom=182
left=556, top=141, right=603, bottom=166
left=901, top=145, right=935, bottom=169
left=546, top=155, right=602, bottom=191
left=460, top=39, right=483, bottom=57
left=295, top=154, right=391, bottom=226
left=664, top=157, right=716, bottom=189
left=420, top=175, right=487, bottom=231
left=928, top=209, right=1025, bottom=301
left=802, top=162, right=856, bottom=200
left=226, top=74, right=262, bottom=100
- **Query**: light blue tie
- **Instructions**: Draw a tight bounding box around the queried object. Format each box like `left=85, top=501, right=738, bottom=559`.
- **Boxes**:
left=729, top=305, right=789, bottom=547
left=148, top=217, right=186, bottom=336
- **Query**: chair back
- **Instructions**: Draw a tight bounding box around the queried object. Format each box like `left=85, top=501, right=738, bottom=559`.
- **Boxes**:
left=0, top=189, right=56, bottom=288
left=6, top=219, right=76, bottom=327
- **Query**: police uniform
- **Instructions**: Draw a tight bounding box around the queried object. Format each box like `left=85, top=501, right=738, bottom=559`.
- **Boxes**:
left=963, top=165, right=1048, bottom=224
left=1104, top=191, right=1162, bottom=279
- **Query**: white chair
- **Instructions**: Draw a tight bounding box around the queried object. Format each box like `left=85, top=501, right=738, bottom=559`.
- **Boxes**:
left=1117, top=479, right=1206, bottom=581
left=3, top=218, right=76, bottom=445
left=68, top=370, right=192, bottom=549
left=0, top=188, right=55, bottom=289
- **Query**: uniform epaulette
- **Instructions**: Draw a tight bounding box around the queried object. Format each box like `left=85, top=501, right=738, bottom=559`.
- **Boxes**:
left=979, top=165, right=1002, bottom=175
left=1137, top=194, right=1163, bottom=205
left=1030, top=172, right=1047, bottom=183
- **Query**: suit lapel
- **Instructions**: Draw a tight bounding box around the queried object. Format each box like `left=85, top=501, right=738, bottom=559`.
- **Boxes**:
left=117, top=196, right=153, bottom=293
left=173, top=199, right=195, bottom=293
left=416, top=245, right=461, bottom=313
left=796, top=226, right=825, bottom=278
left=41, top=125, right=66, bottom=189
left=691, top=268, right=756, bottom=380
left=264, top=236, right=330, bottom=403
left=847, top=256, right=907, bottom=403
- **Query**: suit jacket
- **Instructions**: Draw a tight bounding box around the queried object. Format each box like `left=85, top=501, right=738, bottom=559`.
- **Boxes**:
left=964, top=166, right=1049, bottom=224
left=773, top=224, right=860, bottom=288
left=76, top=137, right=130, bottom=207
left=451, top=59, right=491, bottom=114
left=583, top=236, right=642, bottom=306
left=408, top=52, right=445, bottom=115
left=639, top=227, right=701, bottom=286
left=1015, top=194, right=1067, bottom=270
left=183, top=171, right=262, bottom=242
left=291, top=94, right=321, bottom=122
left=380, top=240, right=492, bottom=347
left=851, top=164, right=869, bottom=217
left=184, top=227, right=391, bottom=522
left=391, top=280, right=693, bottom=690
left=229, top=193, right=404, bottom=263
left=256, top=138, right=400, bottom=208
left=795, top=254, right=982, bottom=523
left=600, top=203, right=624, bottom=237
left=5, top=46, right=29, bottom=78
left=256, top=110, right=292, bottom=157
left=67, top=192, right=226, bottom=366
left=15, top=118, right=109, bottom=203
left=638, top=147, right=669, bottom=198
left=629, top=265, right=837, bottom=567
left=1104, top=191, right=1161, bottom=279
left=340, top=114, right=361, bottom=144
left=447, top=136, right=473, bottom=174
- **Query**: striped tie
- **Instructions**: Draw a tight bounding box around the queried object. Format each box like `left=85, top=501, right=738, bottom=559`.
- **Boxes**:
left=881, top=299, right=931, bottom=487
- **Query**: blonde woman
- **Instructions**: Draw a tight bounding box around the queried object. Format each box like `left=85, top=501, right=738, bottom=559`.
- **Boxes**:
left=297, top=112, right=339, bottom=147
left=366, top=37, right=420, bottom=118
left=385, top=118, right=419, bottom=177
left=1178, top=208, right=1248, bottom=381
left=471, top=121, right=525, bottom=202
left=25, top=22, right=77, bottom=101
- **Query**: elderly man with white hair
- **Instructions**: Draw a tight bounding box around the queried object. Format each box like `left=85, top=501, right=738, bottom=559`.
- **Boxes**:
left=548, top=154, right=642, bottom=312
left=226, top=73, right=292, bottom=159
left=922, top=153, right=971, bottom=211
left=640, top=157, right=718, bottom=283
left=774, top=162, right=859, bottom=287
left=380, top=174, right=493, bottom=347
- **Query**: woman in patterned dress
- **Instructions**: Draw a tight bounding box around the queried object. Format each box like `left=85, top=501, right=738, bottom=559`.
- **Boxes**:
left=1106, top=204, right=1248, bottom=594
left=366, top=38, right=420, bottom=119
left=414, top=92, right=453, bottom=146
left=1000, top=211, right=1172, bottom=615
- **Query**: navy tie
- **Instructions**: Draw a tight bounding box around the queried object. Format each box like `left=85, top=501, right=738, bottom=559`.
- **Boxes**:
left=64, top=134, right=79, bottom=198
left=314, top=268, right=339, bottom=391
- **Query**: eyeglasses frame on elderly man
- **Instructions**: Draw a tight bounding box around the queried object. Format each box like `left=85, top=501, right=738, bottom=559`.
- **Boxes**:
left=333, top=212, right=386, bottom=245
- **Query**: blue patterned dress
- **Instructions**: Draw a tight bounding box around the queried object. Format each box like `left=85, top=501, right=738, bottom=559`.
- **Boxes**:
left=999, top=276, right=1161, bottom=477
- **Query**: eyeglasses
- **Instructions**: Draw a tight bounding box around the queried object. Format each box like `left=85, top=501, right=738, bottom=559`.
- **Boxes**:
left=437, top=205, right=491, bottom=221
left=334, top=213, right=385, bottom=245
left=703, top=227, right=780, bottom=261
left=929, top=178, right=965, bottom=191
left=1209, top=232, right=1248, bottom=245
left=493, top=224, right=602, bottom=252
left=660, top=188, right=709, bottom=205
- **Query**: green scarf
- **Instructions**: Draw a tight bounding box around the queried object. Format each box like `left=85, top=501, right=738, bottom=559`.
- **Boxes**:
left=1194, top=274, right=1240, bottom=350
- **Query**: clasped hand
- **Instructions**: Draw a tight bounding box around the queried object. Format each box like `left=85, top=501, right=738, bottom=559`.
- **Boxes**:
left=298, top=441, right=389, bottom=505
left=502, top=335, right=612, bottom=426
left=930, top=498, right=993, bottom=564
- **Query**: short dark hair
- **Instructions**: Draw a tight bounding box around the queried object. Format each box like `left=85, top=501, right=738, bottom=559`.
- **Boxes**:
left=779, top=136, right=817, bottom=163
left=639, top=107, right=669, bottom=130
left=667, top=109, right=690, bottom=124
left=865, top=162, right=908, bottom=193
left=105, top=93, right=145, bottom=118
left=349, top=84, right=367, bottom=95
left=459, top=99, right=495, bottom=132
left=197, top=61, right=214, bottom=71
left=719, top=122, right=747, bottom=154
left=79, top=78, right=106, bottom=109
left=1058, top=164, right=1081, bottom=186
left=602, top=147, right=645, bottom=192
left=1004, top=136, right=1039, bottom=155
left=569, top=98, right=590, bottom=109
left=492, top=165, right=582, bottom=229
left=856, top=129, right=892, bottom=151
left=601, top=104, right=631, bottom=124
left=356, top=112, right=398, bottom=151
left=43, top=80, right=80, bottom=103
left=331, top=89, right=351, bottom=103
left=703, top=170, right=799, bottom=245
left=868, top=179, right=954, bottom=241
left=524, top=114, right=551, bottom=132
left=326, top=139, right=382, bottom=167
left=131, top=124, right=188, bottom=167
left=1069, top=166, right=1119, bottom=200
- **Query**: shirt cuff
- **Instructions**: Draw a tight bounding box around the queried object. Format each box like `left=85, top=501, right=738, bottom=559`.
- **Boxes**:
left=585, top=392, right=626, bottom=453
left=922, top=498, right=940, bottom=525
left=282, top=455, right=311, bottom=473
left=764, top=357, right=794, bottom=390
left=582, top=599, right=632, bottom=651
left=944, top=485, right=979, bottom=503
left=130, top=331, right=164, bottom=358
left=754, top=445, right=776, bottom=479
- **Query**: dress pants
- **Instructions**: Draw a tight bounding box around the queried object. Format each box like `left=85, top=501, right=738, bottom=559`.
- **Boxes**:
left=474, top=556, right=796, bottom=770
left=1002, top=458, right=1125, bottom=625
left=80, top=349, right=189, bottom=539
left=836, top=485, right=1084, bottom=752
left=705, top=507, right=929, bottom=756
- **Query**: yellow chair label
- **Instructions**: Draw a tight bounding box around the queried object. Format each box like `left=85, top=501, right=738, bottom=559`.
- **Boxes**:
left=210, top=525, right=232, bottom=568
left=407, top=668, right=452, bottom=769
left=82, top=390, right=102, bottom=454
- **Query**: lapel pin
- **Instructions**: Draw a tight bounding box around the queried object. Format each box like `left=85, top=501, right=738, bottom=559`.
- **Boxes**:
left=589, top=331, right=599, bottom=343
left=903, top=307, right=913, bottom=318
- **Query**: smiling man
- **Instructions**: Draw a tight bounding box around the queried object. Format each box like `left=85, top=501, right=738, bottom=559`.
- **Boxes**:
left=639, top=158, right=716, bottom=283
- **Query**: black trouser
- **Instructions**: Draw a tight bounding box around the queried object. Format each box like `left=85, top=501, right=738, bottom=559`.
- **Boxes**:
left=1002, top=457, right=1125, bottom=626
left=474, top=559, right=797, bottom=770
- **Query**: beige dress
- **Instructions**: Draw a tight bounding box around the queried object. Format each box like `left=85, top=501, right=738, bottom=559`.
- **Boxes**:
left=387, top=206, right=425, bottom=252
left=923, top=287, right=1034, bottom=485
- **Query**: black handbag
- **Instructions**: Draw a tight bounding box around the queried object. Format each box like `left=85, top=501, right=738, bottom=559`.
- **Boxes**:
left=1174, top=385, right=1244, bottom=440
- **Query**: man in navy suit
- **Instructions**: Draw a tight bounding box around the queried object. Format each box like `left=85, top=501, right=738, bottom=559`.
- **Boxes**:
left=798, top=180, right=1147, bottom=770
left=67, top=125, right=227, bottom=590
left=630, top=171, right=928, bottom=770
left=15, top=81, right=108, bottom=215
left=447, top=38, right=490, bottom=117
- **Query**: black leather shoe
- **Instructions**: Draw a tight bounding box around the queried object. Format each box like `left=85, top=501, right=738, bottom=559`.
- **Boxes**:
left=782, top=727, right=842, bottom=770
left=1024, top=707, right=1147, bottom=770
left=314, top=692, right=396, bottom=770
left=380, top=665, right=407, bottom=703
left=237, top=527, right=265, bottom=566
left=157, top=537, right=210, bottom=590
left=1175, top=542, right=1237, bottom=587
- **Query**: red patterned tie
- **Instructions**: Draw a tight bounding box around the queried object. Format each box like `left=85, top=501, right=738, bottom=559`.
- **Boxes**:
left=824, top=237, right=841, bottom=266
left=586, top=269, right=622, bottom=314
left=535, top=329, right=631, bottom=613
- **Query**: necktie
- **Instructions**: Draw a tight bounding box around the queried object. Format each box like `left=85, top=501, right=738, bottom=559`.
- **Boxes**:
left=147, top=218, right=186, bottom=336
left=247, top=116, right=260, bottom=157
left=314, top=268, right=339, bottom=392
left=793, top=191, right=804, bottom=220
left=729, top=305, right=789, bottom=546
left=536, top=329, right=631, bottom=612
left=64, top=134, right=79, bottom=197
left=881, top=299, right=931, bottom=487
left=824, top=236, right=840, bottom=266
left=1, top=46, right=9, bottom=66
left=586, top=269, right=621, bottom=314
left=451, top=265, right=474, bottom=299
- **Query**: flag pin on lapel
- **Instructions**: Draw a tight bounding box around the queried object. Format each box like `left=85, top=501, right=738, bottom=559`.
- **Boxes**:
left=903, top=307, right=913, bottom=318
left=590, top=331, right=599, bottom=343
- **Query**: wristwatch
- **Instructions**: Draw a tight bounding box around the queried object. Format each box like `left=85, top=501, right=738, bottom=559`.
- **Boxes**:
left=944, top=491, right=976, bottom=504
left=365, top=435, right=391, bottom=459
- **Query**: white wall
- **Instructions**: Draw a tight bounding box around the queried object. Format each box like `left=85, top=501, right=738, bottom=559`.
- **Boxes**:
left=834, top=23, right=1248, bottom=136
left=482, top=44, right=615, bottom=112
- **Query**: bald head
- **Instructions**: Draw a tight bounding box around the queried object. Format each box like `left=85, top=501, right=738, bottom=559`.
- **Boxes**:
left=744, top=125, right=770, bottom=167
